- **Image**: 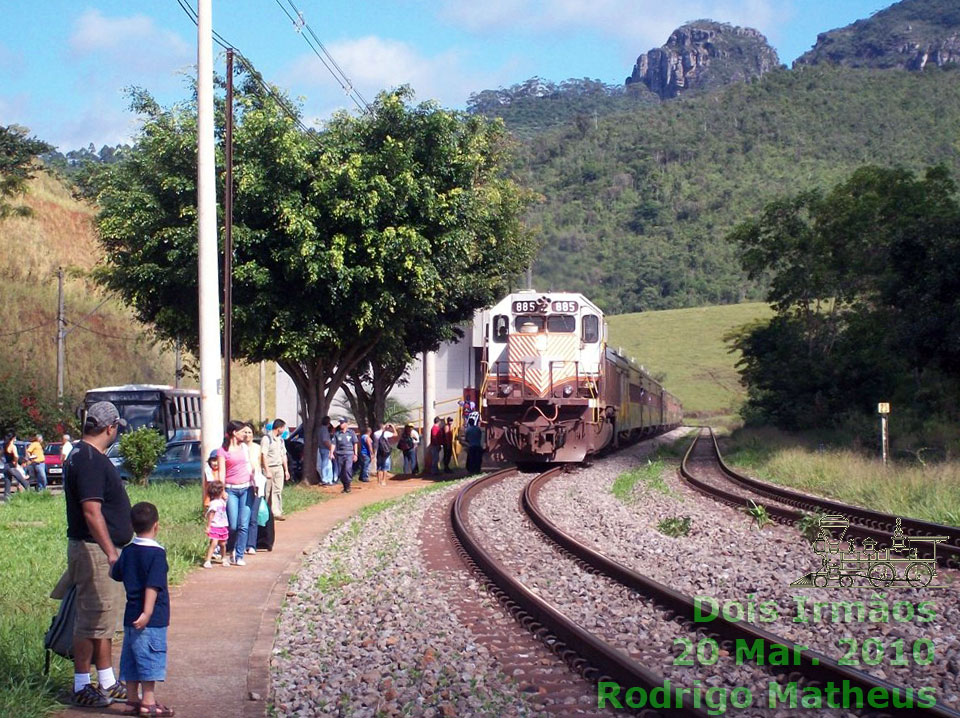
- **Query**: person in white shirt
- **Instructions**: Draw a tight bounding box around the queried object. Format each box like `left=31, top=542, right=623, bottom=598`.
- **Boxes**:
left=61, top=434, right=74, bottom=463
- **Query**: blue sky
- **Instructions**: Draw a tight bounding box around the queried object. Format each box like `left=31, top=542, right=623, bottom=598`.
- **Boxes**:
left=0, top=0, right=895, bottom=150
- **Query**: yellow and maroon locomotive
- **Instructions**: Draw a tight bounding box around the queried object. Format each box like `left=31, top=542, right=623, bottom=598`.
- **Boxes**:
left=480, top=291, right=682, bottom=463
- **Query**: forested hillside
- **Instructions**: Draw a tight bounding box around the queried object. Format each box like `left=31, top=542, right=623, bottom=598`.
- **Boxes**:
left=510, top=64, right=960, bottom=313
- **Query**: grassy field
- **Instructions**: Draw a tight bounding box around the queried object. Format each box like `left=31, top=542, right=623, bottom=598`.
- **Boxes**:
left=722, top=428, right=960, bottom=527
left=0, top=482, right=326, bottom=718
left=607, top=303, right=772, bottom=424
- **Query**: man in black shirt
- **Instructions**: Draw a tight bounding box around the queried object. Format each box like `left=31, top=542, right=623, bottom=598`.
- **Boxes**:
left=60, top=401, right=134, bottom=708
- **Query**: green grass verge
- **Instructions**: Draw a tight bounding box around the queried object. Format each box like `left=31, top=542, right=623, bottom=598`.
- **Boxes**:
left=607, top=303, right=772, bottom=420
left=723, top=428, right=960, bottom=527
left=0, top=482, right=326, bottom=718
left=611, top=460, right=672, bottom=501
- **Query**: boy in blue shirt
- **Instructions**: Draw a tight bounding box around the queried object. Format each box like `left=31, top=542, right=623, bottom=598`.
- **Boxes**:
left=110, top=502, right=173, bottom=717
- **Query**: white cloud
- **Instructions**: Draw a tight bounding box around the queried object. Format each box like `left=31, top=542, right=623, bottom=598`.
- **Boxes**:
left=439, top=0, right=790, bottom=56
left=69, top=9, right=192, bottom=77
left=282, top=36, right=515, bottom=111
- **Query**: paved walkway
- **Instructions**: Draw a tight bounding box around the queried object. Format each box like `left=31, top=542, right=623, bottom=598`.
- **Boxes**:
left=59, top=476, right=443, bottom=718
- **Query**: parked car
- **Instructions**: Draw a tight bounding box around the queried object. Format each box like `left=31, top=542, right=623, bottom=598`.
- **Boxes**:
left=116, top=440, right=204, bottom=483
left=45, top=442, right=64, bottom=484
left=284, top=426, right=304, bottom=483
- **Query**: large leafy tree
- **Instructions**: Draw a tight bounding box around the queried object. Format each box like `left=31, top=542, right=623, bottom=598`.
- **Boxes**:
left=0, top=124, right=52, bottom=218
left=91, top=81, right=535, bottom=481
left=729, top=165, right=960, bottom=436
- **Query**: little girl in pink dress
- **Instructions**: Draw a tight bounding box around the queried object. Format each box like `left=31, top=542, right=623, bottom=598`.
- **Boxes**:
left=203, top=481, right=230, bottom=568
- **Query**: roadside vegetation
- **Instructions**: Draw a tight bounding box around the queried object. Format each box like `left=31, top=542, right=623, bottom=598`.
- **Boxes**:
left=0, top=482, right=326, bottom=718
left=608, top=303, right=770, bottom=423
left=722, top=428, right=960, bottom=527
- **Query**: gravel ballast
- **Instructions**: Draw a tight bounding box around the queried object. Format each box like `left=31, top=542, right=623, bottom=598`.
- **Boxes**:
left=271, top=485, right=548, bottom=718
left=537, top=430, right=960, bottom=712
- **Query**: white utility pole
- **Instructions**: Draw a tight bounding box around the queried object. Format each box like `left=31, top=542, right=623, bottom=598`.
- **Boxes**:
left=259, top=361, right=267, bottom=423
left=196, top=0, right=224, bottom=461
left=422, top=351, right=436, bottom=471
left=56, top=267, right=65, bottom=404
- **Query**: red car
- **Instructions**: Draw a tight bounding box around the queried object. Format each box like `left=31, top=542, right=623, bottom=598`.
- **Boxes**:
left=45, top=443, right=65, bottom=484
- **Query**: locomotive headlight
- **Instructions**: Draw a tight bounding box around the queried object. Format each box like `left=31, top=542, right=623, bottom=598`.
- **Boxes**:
left=562, top=386, right=573, bottom=397
left=499, top=385, right=513, bottom=397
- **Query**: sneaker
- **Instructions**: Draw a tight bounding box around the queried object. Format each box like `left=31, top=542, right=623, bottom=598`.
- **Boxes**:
left=235, top=558, right=246, bottom=566
left=275, top=515, right=286, bottom=521
left=71, top=684, right=111, bottom=708
left=103, top=682, right=128, bottom=702
left=203, top=560, right=213, bottom=569
left=246, top=547, right=256, bottom=555
left=223, top=558, right=231, bottom=567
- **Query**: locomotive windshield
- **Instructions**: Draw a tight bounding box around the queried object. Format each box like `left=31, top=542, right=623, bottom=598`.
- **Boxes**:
left=546, top=315, right=576, bottom=333
left=514, top=315, right=577, bottom=333
left=515, top=316, right=544, bottom=333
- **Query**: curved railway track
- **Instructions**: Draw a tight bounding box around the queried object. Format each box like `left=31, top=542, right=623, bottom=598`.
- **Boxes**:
left=679, top=429, right=960, bottom=570
left=451, top=461, right=960, bottom=716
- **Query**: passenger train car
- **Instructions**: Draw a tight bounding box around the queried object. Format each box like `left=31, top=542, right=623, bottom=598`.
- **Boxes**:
left=480, top=291, right=682, bottom=463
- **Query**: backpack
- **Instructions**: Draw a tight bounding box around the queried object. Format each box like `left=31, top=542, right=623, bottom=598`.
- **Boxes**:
left=377, top=433, right=392, bottom=458
left=397, top=436, right=412, bottom=452
left=44, top=584, right=77, bottom=674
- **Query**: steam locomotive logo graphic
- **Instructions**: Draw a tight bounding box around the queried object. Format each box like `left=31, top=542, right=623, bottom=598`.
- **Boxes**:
left=791, top=516, right=948, bottom=589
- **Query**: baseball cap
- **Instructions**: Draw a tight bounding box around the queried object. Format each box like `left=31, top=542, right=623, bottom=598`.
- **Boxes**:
left=208, top=449, right=219, bottom=462
left=85, top=401, right=128, bottom=431
left=338, top=417, right=349, bottom=425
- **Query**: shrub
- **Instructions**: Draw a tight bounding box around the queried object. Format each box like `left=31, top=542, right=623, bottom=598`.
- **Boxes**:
left=117, top=428, right=166, bottom=486
left=743, top=500, right=772, bottom=530
left=657, top=516, right=692, bottom=537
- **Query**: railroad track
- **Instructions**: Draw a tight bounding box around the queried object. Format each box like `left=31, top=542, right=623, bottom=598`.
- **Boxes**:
left=451, top=462, right=960, bottom=716
left=679, top=428, right=960, bottom=570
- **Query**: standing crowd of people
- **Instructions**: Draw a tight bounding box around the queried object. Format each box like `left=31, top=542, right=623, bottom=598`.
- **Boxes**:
left=44, top=398, right=487, bottom=712
left=200, top=418, right=290, bottom=566
left=2, top=430, right=74, bottom=501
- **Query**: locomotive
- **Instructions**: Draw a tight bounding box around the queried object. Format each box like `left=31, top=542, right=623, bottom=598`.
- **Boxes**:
left=479, top=291, right=682, bottom=463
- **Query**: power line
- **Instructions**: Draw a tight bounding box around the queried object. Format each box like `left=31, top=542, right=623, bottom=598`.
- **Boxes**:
left=272, top=0, right=370, bottom=113
left=64, top=319, right=145, bottom=342
left=0, top=319, right=58, bottom=338
left=172, top=0, right=324, bottom=144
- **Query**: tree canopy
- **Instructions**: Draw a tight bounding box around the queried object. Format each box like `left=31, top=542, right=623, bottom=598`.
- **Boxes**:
left=90, top=80, right=535, bottom=480
left=0, top=124, right=51, bottom=219
left=728, top=165, right=960, bottom=444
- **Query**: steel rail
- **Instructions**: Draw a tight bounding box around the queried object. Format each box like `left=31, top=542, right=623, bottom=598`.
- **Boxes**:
left=523, top=468, right=960, bottom=718
left=679, top=430, right=959, bottom=569
left=451, top=467, right=712, bottom=717
left=705, top=428, right=960, bottom=558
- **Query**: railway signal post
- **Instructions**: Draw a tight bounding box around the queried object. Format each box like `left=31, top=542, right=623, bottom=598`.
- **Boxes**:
left=878, top=402, right=890, bottom=466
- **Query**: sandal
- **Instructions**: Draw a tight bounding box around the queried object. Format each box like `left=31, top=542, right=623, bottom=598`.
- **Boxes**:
left=120, top=702, right=141, bottom=716
left=139, top=704, right=175, bottom=716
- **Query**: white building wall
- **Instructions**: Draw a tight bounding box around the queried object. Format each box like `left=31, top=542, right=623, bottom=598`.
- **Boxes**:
left=274, top=318, right=482, bottom=427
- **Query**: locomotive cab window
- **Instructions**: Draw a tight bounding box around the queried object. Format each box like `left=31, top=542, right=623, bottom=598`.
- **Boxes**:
left=546, top=314, right=576, bottom=333
left=582, top=315, right=599, bottom=343
left=493, top=315, right=509, bottom=343
left=515, top=316, right=544, bottom=333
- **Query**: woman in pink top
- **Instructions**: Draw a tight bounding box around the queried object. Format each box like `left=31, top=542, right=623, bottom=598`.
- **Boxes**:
left=216, top=420, right=254, bottom=564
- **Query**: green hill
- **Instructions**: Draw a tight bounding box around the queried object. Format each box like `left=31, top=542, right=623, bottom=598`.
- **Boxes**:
left=607, top=302, right=772, bottom=423
left=0, top=172, right=274, bottom=433
left=518, top=64, right=960, bottom=314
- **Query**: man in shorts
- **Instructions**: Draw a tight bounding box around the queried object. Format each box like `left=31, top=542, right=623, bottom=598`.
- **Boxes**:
left=61, top=401, right=133, bottom=707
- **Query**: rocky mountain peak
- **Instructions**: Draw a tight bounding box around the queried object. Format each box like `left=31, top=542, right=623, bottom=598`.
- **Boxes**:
left=794, top=0, right=960, bottom=70
left=625, top=20, right=780, bottom=99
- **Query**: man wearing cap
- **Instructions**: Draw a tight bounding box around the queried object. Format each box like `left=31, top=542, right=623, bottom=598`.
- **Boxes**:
left=332, top=419, right=358, bottom=494
left=260, top=419, right=289, bottom=520
left=59, top=401, right=133, bottom=707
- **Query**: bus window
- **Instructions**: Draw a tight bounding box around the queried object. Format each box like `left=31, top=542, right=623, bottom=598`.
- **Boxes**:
left=546, top=315, right=576, bottom=333
left=582, top=315, right=600, bottom=343
left=515, top=316, right=544, bottom=333
left=493, top=315, right=509, bottom=343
